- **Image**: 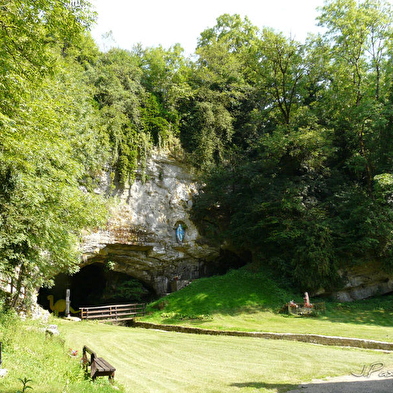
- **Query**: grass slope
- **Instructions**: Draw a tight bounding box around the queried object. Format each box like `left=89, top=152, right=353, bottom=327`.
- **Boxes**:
left=145, top=266, right=297, bottom=320
left=2, top=265, right=393, bottom=392
left=142, top=265, right=393, bottom=342
left=0, top=312, right=124, bottom=393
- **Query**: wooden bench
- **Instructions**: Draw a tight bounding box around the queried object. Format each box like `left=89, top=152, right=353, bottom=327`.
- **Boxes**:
left=82, top=345, right=116, bottom=381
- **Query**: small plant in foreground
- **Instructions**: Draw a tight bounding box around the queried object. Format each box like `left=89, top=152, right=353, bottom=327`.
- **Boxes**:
left=17, top=377, right=33, bottom=393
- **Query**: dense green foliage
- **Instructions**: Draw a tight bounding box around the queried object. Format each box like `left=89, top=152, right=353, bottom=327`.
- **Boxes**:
left=190, top=1, right=393, bottom=291
left=0, top=0, right=109, bottom=308
left=2, top=0, right=393, bottom=307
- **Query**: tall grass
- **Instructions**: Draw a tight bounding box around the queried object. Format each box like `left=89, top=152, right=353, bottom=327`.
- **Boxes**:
left=0, top=310, right=124, bottom=393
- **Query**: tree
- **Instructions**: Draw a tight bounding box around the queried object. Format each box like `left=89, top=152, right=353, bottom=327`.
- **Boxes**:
left=89, top=48, right=145, bottom=184
left=317, top=0, right=393, bottom=190
left=255, top=29, right=306, bottom=126
left=136, top=44, right=192, bottom=149
left=179, top=15, right=259, bottom=168
left=0, top=0, right=107, bottom=308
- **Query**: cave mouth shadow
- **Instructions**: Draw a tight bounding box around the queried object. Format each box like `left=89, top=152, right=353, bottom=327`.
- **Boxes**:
left=38, top=262, right=156, bottom=313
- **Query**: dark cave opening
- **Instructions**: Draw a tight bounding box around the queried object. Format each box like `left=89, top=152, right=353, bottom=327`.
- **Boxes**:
left=38, top=263, right=155, bottom=314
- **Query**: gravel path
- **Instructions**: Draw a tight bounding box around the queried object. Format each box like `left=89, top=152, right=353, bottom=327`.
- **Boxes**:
left=287, top=374, right=393, bottom=393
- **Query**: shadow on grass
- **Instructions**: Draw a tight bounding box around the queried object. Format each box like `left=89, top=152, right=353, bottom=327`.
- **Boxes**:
left=230, top=378, right=393, bottom=392
left=147, top=267, right=295, bottom=318
left=152, top=301, right=393, bottom=329
left=155, top=304, right=274, bottom=325
left=230, top=381, right=296, bottom=391
left=323, top=310, right=393, bottom=327
left=147, top=267, right=393, bottom=330
left=322, top=296, right=393, bottom=327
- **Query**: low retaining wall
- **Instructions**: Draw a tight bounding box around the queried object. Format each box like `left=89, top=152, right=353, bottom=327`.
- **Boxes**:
left=132, top=321, right=393, bottom=351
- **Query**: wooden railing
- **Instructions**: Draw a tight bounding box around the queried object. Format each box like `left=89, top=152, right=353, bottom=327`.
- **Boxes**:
left=80, top=303, right=146, bottom=322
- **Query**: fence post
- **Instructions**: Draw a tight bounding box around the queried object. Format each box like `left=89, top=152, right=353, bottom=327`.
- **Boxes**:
left=66, top=289, right=70, bottom=317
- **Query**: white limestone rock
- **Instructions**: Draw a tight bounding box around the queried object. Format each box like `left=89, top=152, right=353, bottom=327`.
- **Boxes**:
left=82, top=149, right=219, bottom=295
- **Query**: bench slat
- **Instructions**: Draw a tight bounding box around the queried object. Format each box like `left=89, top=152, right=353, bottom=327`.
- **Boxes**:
left=94, top=357, right=115, bottom=372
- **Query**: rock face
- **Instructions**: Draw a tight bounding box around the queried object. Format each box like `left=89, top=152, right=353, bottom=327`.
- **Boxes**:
left=331, top=263, right=393, bottom=302
left=81, top=149, right=393, bottom=302
left=82, top=149, right=219, bottom=296
left=313, top=262, right=393, bottom=301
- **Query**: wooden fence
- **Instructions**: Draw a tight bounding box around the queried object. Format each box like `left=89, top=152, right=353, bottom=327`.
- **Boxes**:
left=80, top=303, right=146, bottom=322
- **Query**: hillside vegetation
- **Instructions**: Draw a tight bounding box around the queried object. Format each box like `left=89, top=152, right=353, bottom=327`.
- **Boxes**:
left=146, top=265, right=297, bottom=318
left=142, top=265, right=393, bottom=342
left=3, top=0, right=393, bottom=309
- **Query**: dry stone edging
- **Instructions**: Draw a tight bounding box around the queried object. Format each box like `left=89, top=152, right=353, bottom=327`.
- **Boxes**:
left=132, top=321, right=393, bottom=351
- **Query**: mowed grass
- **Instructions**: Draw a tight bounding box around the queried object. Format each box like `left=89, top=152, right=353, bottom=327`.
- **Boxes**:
left=142, top=266, right=393, bottom=343
left=59, top=319, right=393, bottom=393
left=144, top=307, right=393, bottom=343
left=3, top=265, right=393, bottom=392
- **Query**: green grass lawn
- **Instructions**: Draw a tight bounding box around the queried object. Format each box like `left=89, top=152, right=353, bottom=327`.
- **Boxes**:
left=142, top=308, right=393, bottom=343
left=0, top=313, right=124, bottom=393
left=142, top=266, right=393, bottom=342
left=57, top=266, right=393, bottom=392
left=58, top=319, right=393, bottom=393
left=2, top=265, right=393, bottom=392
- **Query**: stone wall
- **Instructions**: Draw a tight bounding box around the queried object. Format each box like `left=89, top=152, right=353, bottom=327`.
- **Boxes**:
left=82, top=149, right=220, bottom=296
left=132, top=321, right=393, bottom=351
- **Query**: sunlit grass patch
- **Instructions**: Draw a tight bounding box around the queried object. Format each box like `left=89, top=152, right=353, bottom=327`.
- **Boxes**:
left=142, top=266, right=393, bottom=342
left=59, top=319, right=393, bottom=393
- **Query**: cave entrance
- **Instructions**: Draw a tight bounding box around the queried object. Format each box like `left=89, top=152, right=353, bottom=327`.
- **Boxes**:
left=38, top=263, right=155, bottom=313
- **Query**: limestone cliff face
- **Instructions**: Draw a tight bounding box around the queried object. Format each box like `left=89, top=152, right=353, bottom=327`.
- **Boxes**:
left=81, top=150, right=393, bottom=302
left=82, top=149, right=219, bottom=295
left=331, top=263, right=393, bottom=301
left=310, top=261, right=393, bottom=301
